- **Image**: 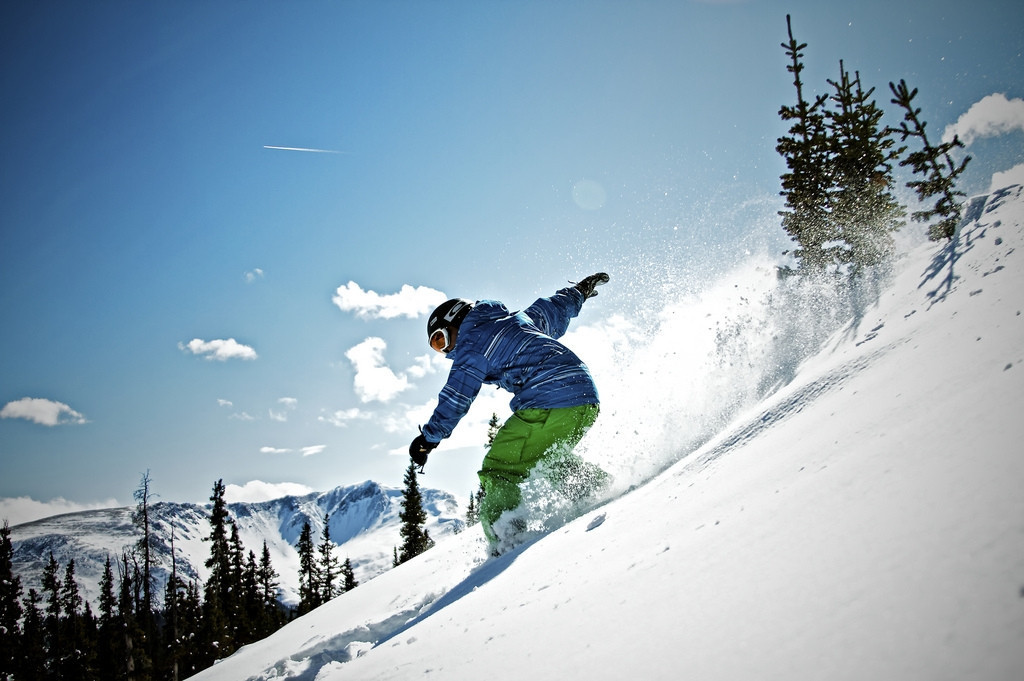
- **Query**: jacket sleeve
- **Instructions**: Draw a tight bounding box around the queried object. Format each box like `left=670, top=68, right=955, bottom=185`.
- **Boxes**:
left=522, top=286, right=584, bottom=340
left=420, top=356, right=486, bottom=443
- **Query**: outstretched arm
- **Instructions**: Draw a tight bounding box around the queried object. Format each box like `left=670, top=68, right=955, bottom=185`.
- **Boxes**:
left=525, top=272, right=609, bottom=339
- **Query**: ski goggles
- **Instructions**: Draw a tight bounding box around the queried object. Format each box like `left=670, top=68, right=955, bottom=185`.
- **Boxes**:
left=429, top=327, right=454, bottom=354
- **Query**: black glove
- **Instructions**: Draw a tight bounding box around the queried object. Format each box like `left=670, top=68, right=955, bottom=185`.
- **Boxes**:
left=409, top=434, right=438, bottom=471
left=573, top=272, right=610, bottom=300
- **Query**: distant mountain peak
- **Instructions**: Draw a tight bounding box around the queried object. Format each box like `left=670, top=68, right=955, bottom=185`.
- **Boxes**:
left=10, top=481, right=464, bottom=608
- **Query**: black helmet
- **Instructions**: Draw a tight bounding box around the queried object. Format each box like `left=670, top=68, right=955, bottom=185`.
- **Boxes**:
left=427, top=298, right=474, bottom=353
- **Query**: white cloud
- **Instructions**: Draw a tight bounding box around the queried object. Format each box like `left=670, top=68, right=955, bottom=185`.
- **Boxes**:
left=943, top=93, right=1024, bottom=146
left=319, top=407, right=372, bottom=427
left=380, top=399, right=439, bottom=435
left=440, top=386, right=509, bottom=451
left=180, top=338, right=258, bottom=361
left=257, top=445, right=326, bottom=457
left=332, top=281, right=447, bottom=320
left=217, top=398, right=234, bottom=407
left=0, top=495, right=120, bottom=527
left=345, top=337, right=411, bottom=403
left=269, top=397, right=298, bottom=422
left=244, top=268, right=265, bottom=283
left=406, top=353, right=440, bottom=379
left=561, top=314, right=645, bottom=382
left=231, top=411, right=256, bottom=421
left=381, top=385, right=508, bottom=448
left=0, top=397, right=88, bottom=426
left=223, top=480, right=314, bottom=503
left=990, top=162, right=1024, bottom=192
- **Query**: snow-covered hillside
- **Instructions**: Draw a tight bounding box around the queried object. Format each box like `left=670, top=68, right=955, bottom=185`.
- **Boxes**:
left=191, top=183, right=1024, bottom=681
left=10, top=481, right=463, bottom=607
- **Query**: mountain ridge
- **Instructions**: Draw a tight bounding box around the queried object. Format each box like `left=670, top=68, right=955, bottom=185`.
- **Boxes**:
left=9, top=479, right=465, bottom=608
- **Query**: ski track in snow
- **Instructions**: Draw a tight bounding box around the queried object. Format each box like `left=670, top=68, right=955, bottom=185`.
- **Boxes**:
left=695, top=350, right=879, bottom=467
left=696, top=184, right=1024, bottom=480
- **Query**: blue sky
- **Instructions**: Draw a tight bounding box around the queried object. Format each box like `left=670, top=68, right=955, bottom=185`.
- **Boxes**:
left=2, top=0, right=1022, bottom=523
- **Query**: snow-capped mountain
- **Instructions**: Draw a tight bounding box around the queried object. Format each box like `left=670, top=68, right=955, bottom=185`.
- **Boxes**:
left=9, top=481, right=464, bottom=608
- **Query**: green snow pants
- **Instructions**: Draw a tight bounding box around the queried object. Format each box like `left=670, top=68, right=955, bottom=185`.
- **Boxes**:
left=478, top=404, right=604, bottom=544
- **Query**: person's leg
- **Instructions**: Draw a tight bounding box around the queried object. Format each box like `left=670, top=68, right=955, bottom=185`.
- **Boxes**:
left=477, top=405, right=601, bottom=544
left=477, top=409, right=545, bottom=544
left=538, top=404, right=606, bottom=501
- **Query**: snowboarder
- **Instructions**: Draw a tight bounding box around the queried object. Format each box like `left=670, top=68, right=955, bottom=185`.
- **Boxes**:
left=410, top=273, right=611, bottom=552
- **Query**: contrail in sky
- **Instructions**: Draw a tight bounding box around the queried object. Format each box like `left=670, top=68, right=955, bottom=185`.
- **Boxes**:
left=263, top=145, right=346, bottom=154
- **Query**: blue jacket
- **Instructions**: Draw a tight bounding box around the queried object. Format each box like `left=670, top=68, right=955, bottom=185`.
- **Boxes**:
left=421, top=286, right=598, bottom=443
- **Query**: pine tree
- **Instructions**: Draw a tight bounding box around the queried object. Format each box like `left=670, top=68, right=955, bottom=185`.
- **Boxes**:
left=96, top=556, right=121, bottom=681
left=162, top=574, right=203, bottom=680
left=778, top=16, right=907, bottom=273
left=777, top=14, right=833, bottom=271
left=59, top=558, right=94, bottom=679
left=132, top=471, right=159, bottom=679
left=201, top=480, right=232, bottom=664
left=0, top=521, right=22, bottom=681
left=20, top=590, right=46, bottom=680
left=468, top=414, right=498, bottom=527
left=486, top=413, right=501, bottom=447
left=317, top=514, right=341, bottom=603
left=465, top=484, right=486, bottom=526
left=40, top=552, right=62, bottom=678
left=296, top=521, right=319, bottom=614
left=397, top=462, right=433, bottom=564
left=131, top=471, right=156, bottom=618
left=256, top=542, right=281, bottom=637
left=228, top=522, right=248, bottom=643
left=118, top=550, right=148, bottom=681
left=79, top=603, right=99, bottom=681
left=204, top=481, right=232, bottom=600
left=825, top=61, right=905, bottom=271
left=889, top=79, right=972, bottom=241
left=240, top=550, right=261, bottom=645
left=127, top=548, right=157, bottom=681
left=163, top=529, right=182, bottom=681
left=162, top=570, right=185, bottom=681
left=175, top=581, right=203, bottom=678
left=340, top=558, right=358, bottom=593
left=465, top=492, right=478, bottom=526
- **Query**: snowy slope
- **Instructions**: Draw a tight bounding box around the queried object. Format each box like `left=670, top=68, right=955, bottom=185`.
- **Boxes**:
left=192, top=183, right=1024, bottom=681
left=10, top=481, right=463, bottom=608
